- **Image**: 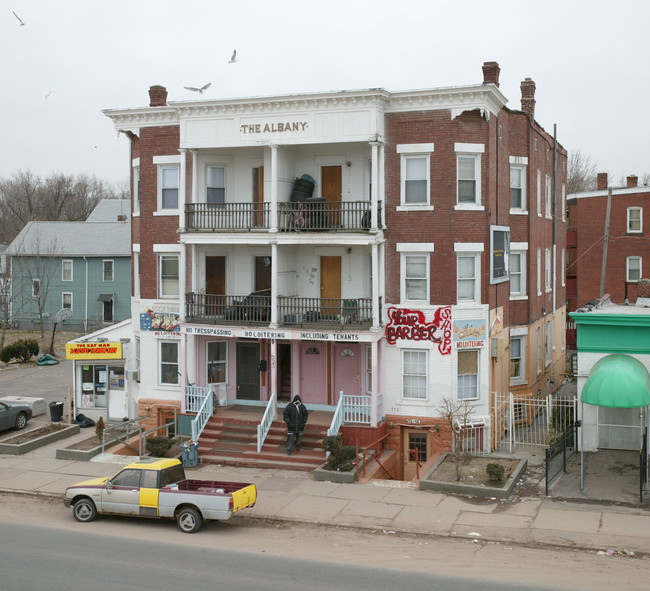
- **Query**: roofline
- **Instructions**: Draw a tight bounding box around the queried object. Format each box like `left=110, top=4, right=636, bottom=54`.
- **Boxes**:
left=567, top=186, right=650, bottom=200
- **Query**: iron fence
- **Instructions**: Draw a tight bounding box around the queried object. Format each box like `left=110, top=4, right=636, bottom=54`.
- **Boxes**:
left=185, top=203, right=270, bottom=230
left=545, top=425, right=577, bottom=495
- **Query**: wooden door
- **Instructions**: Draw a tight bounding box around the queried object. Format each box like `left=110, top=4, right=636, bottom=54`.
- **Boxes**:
left=206, top=256, right=225, bottom=315
left=236, top=342, right=260, bottom=400
left=321, top=166, right=342, bottom=227
left=299, top=342, right=327, bottom=404
left=333, top=344, right=360, bottom=404
left=255, top=256, right=271, bottom=292
left=253, top=167, right=264, bottom=227
left=320, top=256, right=341, bottom=319
left=403, top=429, right=429, bottom=481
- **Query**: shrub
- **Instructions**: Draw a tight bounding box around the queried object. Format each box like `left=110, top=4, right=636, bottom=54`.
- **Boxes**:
left=146, top=436, right=174, bottom=457
left=95, top=416, right=105, bottom=440
left=321, top=435, right=357, bottom=471
left=1, top=339, right=39, bottom=363
left=486, top=463, right=506, bottom=482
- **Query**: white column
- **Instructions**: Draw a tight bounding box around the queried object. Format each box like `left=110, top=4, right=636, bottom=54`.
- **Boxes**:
left=372, top=242, right=380, bottom=329
left=180, top=331, right=188, bottom=413
left=179, top=149, right=187, bottom=230
left=379, top=143, right=386, bottom=228
left=270, top=339, right=278, bottom=408
left=370, top=142, right=379, bottom=231
left=270, top=144, right=278, bottom=232
left=191, top=244, right=198, bottom=293
left=270, top=241, right=278, bottom=327
left=179, top=244, right=186, bottom=321
left=191, top=150, right=199, bottom=204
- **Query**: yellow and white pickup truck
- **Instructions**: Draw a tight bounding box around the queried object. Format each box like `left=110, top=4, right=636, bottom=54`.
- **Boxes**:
left=63, top=458, right=257, bottom=533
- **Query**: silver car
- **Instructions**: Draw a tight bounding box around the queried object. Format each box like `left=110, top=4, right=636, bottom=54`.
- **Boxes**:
left=0, top=401, right=32, bottom=432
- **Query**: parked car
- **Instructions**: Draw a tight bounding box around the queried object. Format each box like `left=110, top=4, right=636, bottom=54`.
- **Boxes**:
left=64, top=458, right=257, bottom=533
left=0, top=401, right=32, bottom=432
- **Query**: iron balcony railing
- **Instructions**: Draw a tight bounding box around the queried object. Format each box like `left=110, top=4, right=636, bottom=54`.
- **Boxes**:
left=184, top=201, right=382, bottom=232
left=278, top=296, right=372, bottom=328
left=185, top=203, right=271, bottom=231
left=186, top=291, right=271, bottom=324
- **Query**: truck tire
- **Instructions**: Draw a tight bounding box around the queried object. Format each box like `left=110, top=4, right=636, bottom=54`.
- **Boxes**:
left=177, top=507, right=202, bottom=533
left=73, top=498, right=97, bottom=523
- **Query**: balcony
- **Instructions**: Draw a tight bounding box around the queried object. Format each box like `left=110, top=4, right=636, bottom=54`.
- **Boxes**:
left=185, top=293, right=377, bottom=329
left=184, top=201, right=381, bottom=233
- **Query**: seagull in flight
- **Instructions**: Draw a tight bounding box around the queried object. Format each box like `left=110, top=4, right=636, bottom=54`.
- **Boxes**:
left=45, top=91, right=54, bottom=99
left=13, top=11, right=25, bottom=26
left=228, top=49, right=237, bottom=64
left=184, top=83, right=211, bottom=94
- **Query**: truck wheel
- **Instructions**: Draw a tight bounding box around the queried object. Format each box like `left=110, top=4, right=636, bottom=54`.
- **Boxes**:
left=73, top=498, right=97, bottom=523
left=177, top=507, right=202, bottom=533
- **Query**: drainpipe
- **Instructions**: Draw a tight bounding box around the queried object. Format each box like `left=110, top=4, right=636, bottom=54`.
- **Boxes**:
left=83, top=256, right=88, bottom=332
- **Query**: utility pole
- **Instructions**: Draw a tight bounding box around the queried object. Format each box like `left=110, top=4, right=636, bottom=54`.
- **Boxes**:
left=600, top=187, right=612, bottom=297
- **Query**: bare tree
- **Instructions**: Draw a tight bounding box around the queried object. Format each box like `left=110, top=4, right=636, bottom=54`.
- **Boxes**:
left=567, top=150, right=598, bottom=194
left=435, top=396, right=476, bottom=481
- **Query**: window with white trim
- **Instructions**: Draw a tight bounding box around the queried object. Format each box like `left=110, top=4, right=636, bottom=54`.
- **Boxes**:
left=510, top=251, right=526, bottom=298
left=545, top=248, right=551, bottom=292
left=62, top=259, right=73, bottom=282
left=627, top=207, right=642, bottom=233
left=536, top=248, right=541, bottom=296
left=457, top=254, right=479, bottom=304
left=536, top=169, right=542, bottom=217
left=207, top=341, right=227, bottom=384
left=32, top=278, right=41, bottom=298
left=402, top=254, right=428, bottom=302
left=159, top=340, right=179, bottom=385
left=509, top=160, right=527, bottom=212
left=103, top=259, right=114, bottom=282
left=537, top=326, right=542, bottom=375
left=206, top=166, right=226, bottom=204
left=545, top=174, right=552, bottom=219
left=158, top=165, right=179, bottom=211
left=403, top=155, right=428, bottom=205
left=510, top=335, right=525, bottom=383
left=454, top=144, right=484, bottom=208
left=133, top=165, right=140, bottom=214
left=545, top=320, right=551, bottom=366
left=402, top=349, right=428, bottom=400
left=62, top=292, right=72, bottom=311
left=457, top=349, right=479, bottom=400
left=159, top=254, right=179, bottom=298
left=627, top=256, right=642, bottom=282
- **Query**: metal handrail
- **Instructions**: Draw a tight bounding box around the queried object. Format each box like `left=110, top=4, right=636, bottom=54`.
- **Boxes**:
left=139, top=410, right=178, bottom=457
left=328, top=392, right=345, bottom=437
left=191, top=384, right=214, bottom=442
left=358, top=432, right=391, bottom=479
left=257, top=393, right=276, bottom=453
left=101, top=415, right=149, bottom=454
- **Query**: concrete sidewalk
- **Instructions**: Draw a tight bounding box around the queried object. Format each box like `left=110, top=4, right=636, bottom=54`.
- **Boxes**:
left=1, top=431, right=650, bottom=556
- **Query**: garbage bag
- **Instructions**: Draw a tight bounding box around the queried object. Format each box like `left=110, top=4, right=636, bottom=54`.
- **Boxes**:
left=73, top=413, right=96, bottom=428
left=37, top=354, right=59, bottom=366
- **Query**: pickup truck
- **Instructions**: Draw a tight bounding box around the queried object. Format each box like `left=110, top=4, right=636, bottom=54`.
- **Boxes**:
left=63, top=458, right=257, bottom=533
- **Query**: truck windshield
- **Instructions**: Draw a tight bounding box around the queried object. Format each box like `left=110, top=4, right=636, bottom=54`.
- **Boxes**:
left=160, top=464, right=185, bottom=487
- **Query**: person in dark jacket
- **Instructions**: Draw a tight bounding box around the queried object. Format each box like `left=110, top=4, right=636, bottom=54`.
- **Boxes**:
left=283, top=395, right=308, bottom=455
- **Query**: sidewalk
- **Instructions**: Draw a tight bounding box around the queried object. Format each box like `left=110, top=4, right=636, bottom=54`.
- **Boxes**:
left=1, top=430, right=650, bottom=556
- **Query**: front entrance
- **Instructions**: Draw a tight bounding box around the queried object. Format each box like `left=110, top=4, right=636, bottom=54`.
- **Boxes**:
left=252, top=166, right=264, bottom=227
left=332, top=343, right=360, bottom=404
left=598, top=407, right=644, bottom=450
left=299, top=342, right=327, bottom=405
left=403, top=428, right=429, bottom=481
left=277, top=343, right=292, bottom=402
left=236, top=342, right=260, bottom=400
left=255, top=256, right=271, bottom=291
left=320, top=256, right=341, bottom=320
left=321, top=165, right=342, bottom=227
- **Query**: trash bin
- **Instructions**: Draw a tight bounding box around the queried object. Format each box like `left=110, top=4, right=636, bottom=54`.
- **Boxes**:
left=180, top=441, right=199, bottom=468
left=49, top=401, right=64, bottom=422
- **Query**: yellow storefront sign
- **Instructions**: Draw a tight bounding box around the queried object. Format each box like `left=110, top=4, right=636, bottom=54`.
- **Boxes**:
left=65, top=342, right=123, bottom=360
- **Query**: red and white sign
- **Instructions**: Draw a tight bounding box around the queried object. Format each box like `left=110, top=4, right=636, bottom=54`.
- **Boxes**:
left=385, top=306, right=452, bottom=355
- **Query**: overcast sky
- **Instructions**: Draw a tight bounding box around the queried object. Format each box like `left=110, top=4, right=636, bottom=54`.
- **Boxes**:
left=2, top=0, right=648, bottom=188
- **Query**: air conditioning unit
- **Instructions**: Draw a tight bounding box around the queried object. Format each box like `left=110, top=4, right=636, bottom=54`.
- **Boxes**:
left=126, top=369, right=140, bottom=382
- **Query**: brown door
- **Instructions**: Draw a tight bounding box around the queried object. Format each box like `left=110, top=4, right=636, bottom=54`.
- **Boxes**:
left=253, top=167, right=264, bottom=227
left=321, top=166, right=342, bottom=227
left=206, top=256, right=225, bottom=315
left=320, top=256, right=341, bottom=319
left=255, top=256, right=271, bottom=291
left=403, top=428, right=429, bottom=481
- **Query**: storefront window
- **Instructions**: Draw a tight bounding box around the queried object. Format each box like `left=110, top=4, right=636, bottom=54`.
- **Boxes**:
left=80, top=365, right=108, bottom=408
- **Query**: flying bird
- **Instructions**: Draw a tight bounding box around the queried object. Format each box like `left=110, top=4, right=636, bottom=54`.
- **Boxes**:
left=184, top=83, right=211, bottom=94
left=228, top=49, right=237, bottom=64
left=13, top=11, right=25, bottom=26
left=45, top=91, right=54, bottom=99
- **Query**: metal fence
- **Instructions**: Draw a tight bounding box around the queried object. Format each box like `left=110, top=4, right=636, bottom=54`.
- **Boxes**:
left=545, top=425, right=577, bottom=495
left=453, top=416, right=491, bottom=455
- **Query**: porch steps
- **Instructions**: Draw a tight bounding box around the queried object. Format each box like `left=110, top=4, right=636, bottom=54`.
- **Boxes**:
left=197, top=416, right=328, bottom=471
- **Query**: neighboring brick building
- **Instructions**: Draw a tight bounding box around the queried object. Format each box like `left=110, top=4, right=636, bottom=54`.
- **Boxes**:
left=104, top=61, right=566, bottom=479
left=566, top=173, right=650, bottom=346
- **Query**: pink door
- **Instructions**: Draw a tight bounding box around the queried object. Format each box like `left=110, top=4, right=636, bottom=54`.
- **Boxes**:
left=333, top=344, right=361, bottom=404
left=299, top=343, right=327, bottom=404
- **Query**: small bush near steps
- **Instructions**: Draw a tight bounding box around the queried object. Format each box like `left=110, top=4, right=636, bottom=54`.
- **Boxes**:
left=321, top=435, right=356, bottom=471
left=146, top=436, right=174, bottom=458
left=486, top=462, right=506, bottom=482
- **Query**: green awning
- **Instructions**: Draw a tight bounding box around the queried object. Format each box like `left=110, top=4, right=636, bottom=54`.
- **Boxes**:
left=581, top=354, right=650, bottom=408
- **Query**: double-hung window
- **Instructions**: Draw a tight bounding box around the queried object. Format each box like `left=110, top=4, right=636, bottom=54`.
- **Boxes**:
left=455, top=243, right=483, bottom=304
left=159, top=254, right=179, bottom=298
left=206, top=166, right=226, bottom=204
left=510, top=327, right=528, bottom=385
left=545, top=248, right=552, bottom=292
left=62, top=259, right=73, bottom=282
left=397, top=244, right=433, bottom=303
left=627, top=256, right=642, bottom=282
left=536, top=248, right=542, bottom=296
left=509, top=157, right=527, bottom=212
left=32, top=279, right=41, bottom=298
left=133, top=160, right=140, bottom=215
left=627, top=207, right=642, bottom=233
left=545, top=174, right=552, bottom=219
left=155, top=155, right=182, bottom=213
left=455, top=143, right=484, bottom=209
left=402, top=350, right=428, bottom=400
left=62, top=292, right=72, bottom=311
left=457, top=350, right=479, bottom=400
left=103, top=260, right=114, bottom=282
left=536, top=169, right=542, bottom=217
left=397, top=144, right=434, bottom=208
left=545, top=320, right=551, bottom=366
left=159, top=341, right=179, bottom=385
left=509, top=244, right=527, bottom=299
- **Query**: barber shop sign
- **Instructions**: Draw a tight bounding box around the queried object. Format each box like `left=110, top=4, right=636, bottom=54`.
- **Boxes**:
left=385, top=306, right=452, bottom=355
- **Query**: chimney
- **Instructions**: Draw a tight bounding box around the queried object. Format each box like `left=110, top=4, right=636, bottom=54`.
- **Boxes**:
left=520, top=78, right=536, bottom=118
left=597, top=172, right=608, bottom=190
left=117, top=214, right=127, bottom=222
left=482, top=61, right=500, bottom=87
left=149, top=85, right=168, bottom=107
left=627, top=175, right=638, bottom=188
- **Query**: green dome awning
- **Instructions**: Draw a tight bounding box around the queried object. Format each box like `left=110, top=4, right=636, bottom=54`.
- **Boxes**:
left=581, top=354, right=650, bottom=408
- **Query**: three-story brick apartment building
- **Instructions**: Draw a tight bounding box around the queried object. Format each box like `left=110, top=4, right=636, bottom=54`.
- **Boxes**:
left=104, top=61, right=566, bottom=478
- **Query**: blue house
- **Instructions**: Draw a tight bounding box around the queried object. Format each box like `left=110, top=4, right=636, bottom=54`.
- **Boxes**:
left=5, top=200, right=131, bottom=332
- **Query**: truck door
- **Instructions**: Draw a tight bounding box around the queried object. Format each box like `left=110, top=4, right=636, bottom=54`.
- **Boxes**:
left=101, top=468, right=142, bottom=514
left=139, top=469, right=160, bottom=517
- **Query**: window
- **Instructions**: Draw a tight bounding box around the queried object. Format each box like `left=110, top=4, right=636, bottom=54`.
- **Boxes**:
left=133, top=164, right=140, bottom=214
left=135, top=336, right=141, bottom=370
left=366, top=345, right=372, bottom=394
left=510, top=250, right=526, bottom=298
left=133, top=252, right=140, bottom=297
left=536, top=169, right=541, bottom=217
left=536, top=248, right=541, bottom=296
left=62, top=292, right=72, bottom=311
left=62, top=259, right=73, bottom=281
left=207, top=341, right=227, bottom=384
left=628, top=207, right=642, bottom=233
left=403, top=254, right=428, bottom=302
left=545, top=320, right=551, bottom=366
left=457, top=255, right=478, bottom=303
left=409, top=432, right=428, bottom=462
left=111, top=469, right=141, bottom=488
left=402, top=350, right=428, bottom=400
left=458, top=350, right=478, bottom=400
left=627, top=256, right=642, bottom=282
left=397, top=143, right=433, bottom=207
left=159, top=341, right=179, bottom=385
left=206, top=166, right=226, bottom=204
left=31, top=278, right=41, bottom=298
left=545, top=248, right=551, bottom=292
left=103, top=260, right=114, bottom=282
left=159, top=165, right=179, bottom=211
left=455, top=144, right=484, bottom=208
left=545, top=174, right=552, bottom=219
left=510, top=166, right=525, bottom=210
left=159, top=255, right=179, bottom=298
left=510, top=336, right=525, bottom=382
left=537, top=326, right=542, bottom=375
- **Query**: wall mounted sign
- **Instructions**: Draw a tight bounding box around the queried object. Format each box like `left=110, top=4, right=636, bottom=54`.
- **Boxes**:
left=385, top=306, right=452, bottom=355
left=490, top=225, right=510, bottom=284
left=140, top=307, right=180, bottom=332
left=453, top=320, right=487, bottom=349
left=66, top=342, right=123, bottom=360
left=240, top=121, right=309, bottom=135
left=490, top=307, right=503, bottom=336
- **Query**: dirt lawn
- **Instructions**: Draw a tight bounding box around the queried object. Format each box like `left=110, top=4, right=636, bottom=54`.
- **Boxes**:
left=427, top=455, right=519, bottom=486
left=0, top=329, right=85, bottom=364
